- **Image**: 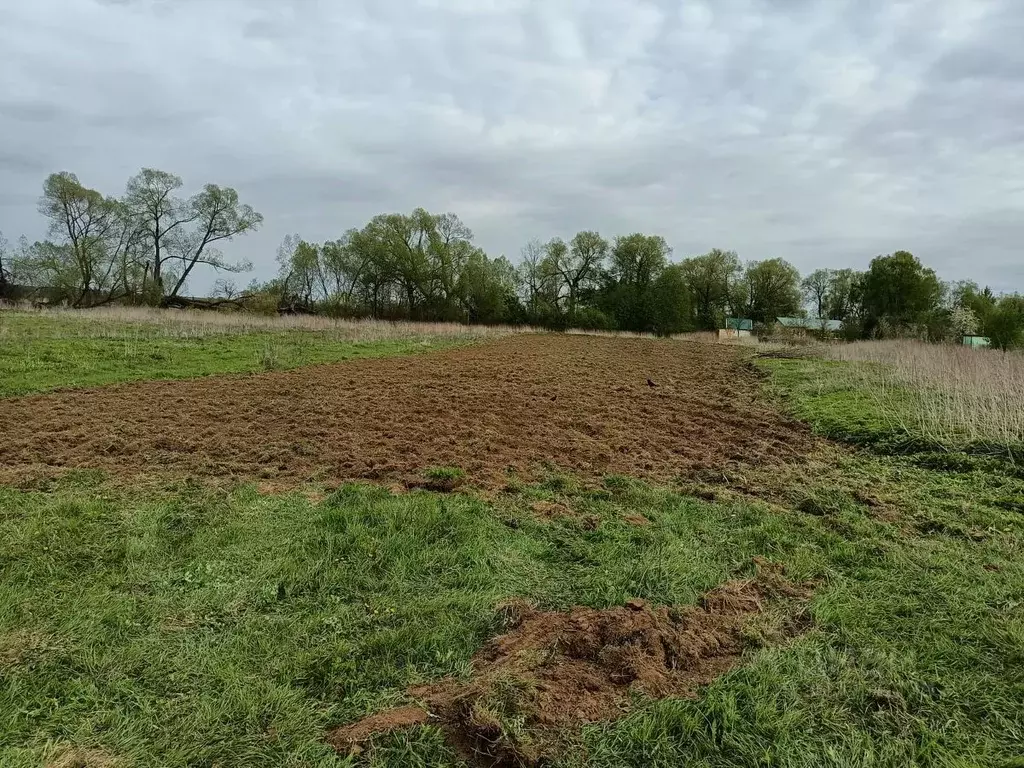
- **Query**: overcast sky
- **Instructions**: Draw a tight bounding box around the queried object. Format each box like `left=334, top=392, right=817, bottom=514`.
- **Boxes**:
left=2, top=0, right=1022, bottom=292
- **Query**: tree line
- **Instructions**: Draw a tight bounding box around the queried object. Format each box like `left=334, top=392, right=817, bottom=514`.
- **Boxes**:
left=2, top=169, right=1022, bottom=348
left=0, top=169, right=261, bottom=308
left=263, top=214, right=1023, bottom=348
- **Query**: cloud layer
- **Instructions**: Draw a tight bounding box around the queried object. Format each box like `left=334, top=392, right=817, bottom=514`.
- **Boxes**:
left=2, top=0, right=1022, bottom=290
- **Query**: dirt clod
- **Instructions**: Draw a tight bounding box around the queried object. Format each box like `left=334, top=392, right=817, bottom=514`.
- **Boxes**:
left=330, top=705, right=431, bottom=754
left=529, top=500, right=574, bottom=519
left=622, top=513, right=651, bottom=526
left=329, top=564, right=813, bottom=766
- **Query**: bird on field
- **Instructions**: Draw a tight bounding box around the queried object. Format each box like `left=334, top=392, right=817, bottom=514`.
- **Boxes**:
left=647, top=378, right=657, bottom=388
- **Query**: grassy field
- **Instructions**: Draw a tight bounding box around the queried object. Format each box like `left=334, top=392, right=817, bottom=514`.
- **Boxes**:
left=1, top=317, right=1022, bottom=767
left=0, top=309, right=508, bottom=396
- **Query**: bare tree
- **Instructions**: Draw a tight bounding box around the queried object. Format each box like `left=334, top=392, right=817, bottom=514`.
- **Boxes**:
left=126, top=169, right=262, bottom=301
left=801, top=269, right=832, bottom=318
left=517, top=238, right=546, bottom=314
left=165, top=185, right=262, bottom=299
left=0, top=230, right=10, bottom=294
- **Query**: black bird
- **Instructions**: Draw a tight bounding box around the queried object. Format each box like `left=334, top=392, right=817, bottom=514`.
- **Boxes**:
left=647, top=378, right=657, bottom=388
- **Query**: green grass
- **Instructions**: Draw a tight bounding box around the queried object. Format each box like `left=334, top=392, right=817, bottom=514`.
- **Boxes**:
left=0, top=312, right=464, bottom=396
left=2, top=455, right=1022, bottom=767
left=760, top=358, right=915, bottom=447
left=1, top=342, right=1023, bottom=766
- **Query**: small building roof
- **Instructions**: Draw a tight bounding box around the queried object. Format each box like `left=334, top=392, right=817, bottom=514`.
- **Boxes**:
left=777, top=316, right=844, bottom=331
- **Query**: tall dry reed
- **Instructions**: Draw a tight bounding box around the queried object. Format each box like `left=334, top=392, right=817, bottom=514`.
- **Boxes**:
left=829, top=340, right=1024, bottom=449
left=0, top=305, right=537, bottom=341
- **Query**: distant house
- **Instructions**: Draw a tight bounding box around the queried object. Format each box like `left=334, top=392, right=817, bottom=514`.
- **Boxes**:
left=775, top=317, right=844, bottom=336
left=961, top=335, right=990, bottom=349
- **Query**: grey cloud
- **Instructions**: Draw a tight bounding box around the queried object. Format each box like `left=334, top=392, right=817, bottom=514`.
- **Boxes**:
left=0, top=0, right=1022, bottom=292
left=1, top=101, right=65, bottom=123
left=0, top=150, right=51, bottom=176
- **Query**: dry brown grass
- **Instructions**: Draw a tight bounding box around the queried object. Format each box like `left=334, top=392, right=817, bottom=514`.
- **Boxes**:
left=45, top=746, right=119, bottom=768
left=829, top=339, right=1024, bottom=449
left=0, top=304, right=537, bottom=341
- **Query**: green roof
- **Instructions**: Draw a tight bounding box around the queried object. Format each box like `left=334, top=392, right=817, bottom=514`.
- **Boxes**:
left=777, top=317, right=844, bottom=331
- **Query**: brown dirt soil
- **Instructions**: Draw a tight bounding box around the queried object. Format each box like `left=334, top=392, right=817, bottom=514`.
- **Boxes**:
left=328, top=564, right=813, bottom=766
left=0, top=335, right=814, bottom=490
left=334, top=706, right=432, bottom=755
left=529, top=500, right=576, bottom=519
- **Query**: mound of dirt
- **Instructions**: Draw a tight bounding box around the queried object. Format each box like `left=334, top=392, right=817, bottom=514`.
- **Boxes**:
left=329, top=564, right=813, bottom=766
left=0, top=335, right=815, bottom=490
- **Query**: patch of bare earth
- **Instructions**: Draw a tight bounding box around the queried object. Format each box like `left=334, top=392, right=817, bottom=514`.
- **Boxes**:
left=329, top=562, right=814, bottom=766
left=0, top=629, right=60, bottom=670
left=46, top=746, right=119, bottom=768
left=0, top=335, right=814, bottom=490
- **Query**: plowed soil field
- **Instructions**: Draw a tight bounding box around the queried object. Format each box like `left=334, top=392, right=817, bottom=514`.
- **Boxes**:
left=0, top=334, right=813, bottom=488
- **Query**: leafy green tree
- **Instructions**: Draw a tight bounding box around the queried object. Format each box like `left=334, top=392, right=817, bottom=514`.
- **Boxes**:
left=679, top=249, right=741, bottom=330
left=609, top=233, right=669, bottom=287
left=738, top=258, right=802, bottom=324
left=348, top=209, right=467, bottom=319
left=605, top=233, right=670, bottom=332
left=951, top=281, right=997, bottom=329
left=944, top=282, right=1022, bottom=346
left=861, top=251, right=942, bottom=331
left=459, top=252, right=517, bottom=324
left=12, top=241, right=78, bottom=300
left=986, top=295, right=1024, bottom=351
left=649, top=264, right=691, bottom=336
left=276, top=236, right=322, bottom=309
left=272, top=208, right=517, bottom=323
left=428, top=212, right=477, bottom=319
left=549, top=231, right=608, bottom=323
left=950, top=305, right=980, bottom=337
left=344, top=222, right=397, bottom=316
left=825, top=268, right=863, bottom=322
left=319, top=233, right=371, bottom=314
left=36, top=172, right=143, bottom=306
